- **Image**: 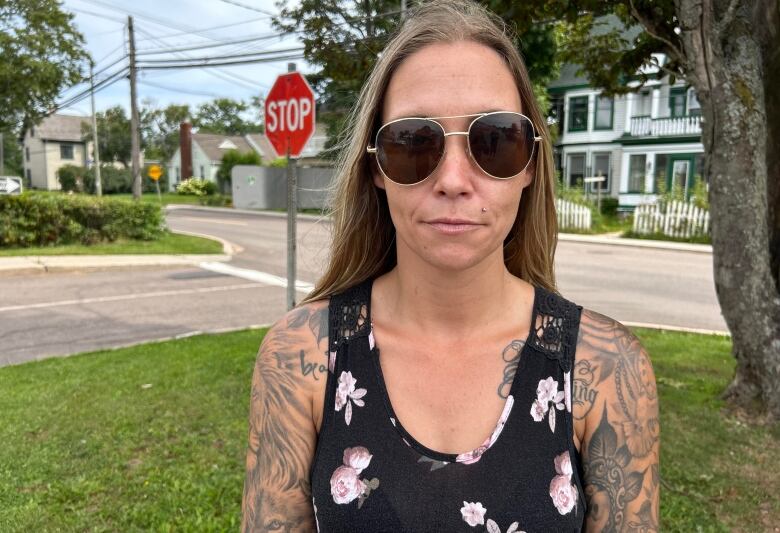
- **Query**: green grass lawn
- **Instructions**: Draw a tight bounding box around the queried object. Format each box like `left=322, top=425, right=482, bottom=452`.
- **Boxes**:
left=0, top=231, right=223, bottom=256
left=93, top=192, right=210, bottom=206
left=0, top=328, right=776, bottom=531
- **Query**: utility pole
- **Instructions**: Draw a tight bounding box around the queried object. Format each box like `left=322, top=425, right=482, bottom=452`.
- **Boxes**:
left=90, top=61, right=102, bottom=196
left=0, top=132, right=4, bottom=176
left=286, top=61, right=298, bottom=310
left=128, top=16, right=142, bottom=200
left=401, top=0, right=407, bottom=20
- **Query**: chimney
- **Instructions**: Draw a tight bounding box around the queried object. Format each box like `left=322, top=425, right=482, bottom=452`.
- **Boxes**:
left=180, top=122, right=192, bottom=181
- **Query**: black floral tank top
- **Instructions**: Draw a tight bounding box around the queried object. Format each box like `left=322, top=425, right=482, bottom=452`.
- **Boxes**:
left=310, top=279, right=586, bottom=532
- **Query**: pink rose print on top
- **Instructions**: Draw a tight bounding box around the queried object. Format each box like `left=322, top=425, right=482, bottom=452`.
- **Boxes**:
left=530, top=376, right=565, bottom=432
left=456, top=395, right=514, bottom=465
left=330, top=446, right=380, bottom=507
left=460, top=501, right=487, bottom=527
left=486, top=519, right=525, bottom=533
left=335, top=371, right=367, bottom=425
left=549, top=450, right=578, bottom=515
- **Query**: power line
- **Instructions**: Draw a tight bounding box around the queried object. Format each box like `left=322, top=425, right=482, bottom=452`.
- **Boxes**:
left=135, top=16, right=271, bottom=41
left=137, top=53, right=305, bottom=70
left=69, top=5, right=126, bottom=24
left=135, top=32, right=289, bottom=56
left=138, top=79, right=223, bottom=98
left=136, top=46, right=303, bottom=65
left=217, top=0, right=276, bottom=16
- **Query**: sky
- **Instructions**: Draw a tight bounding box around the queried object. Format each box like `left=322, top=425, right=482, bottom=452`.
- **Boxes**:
left=58, top=0, right=308, bottom=119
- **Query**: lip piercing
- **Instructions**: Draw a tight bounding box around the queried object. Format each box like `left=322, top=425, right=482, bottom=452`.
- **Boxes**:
left=481, top=207, right=487, bottom=213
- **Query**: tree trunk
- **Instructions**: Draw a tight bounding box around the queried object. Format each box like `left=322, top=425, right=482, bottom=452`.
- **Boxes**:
left=677, top=0, right=780, bottom=419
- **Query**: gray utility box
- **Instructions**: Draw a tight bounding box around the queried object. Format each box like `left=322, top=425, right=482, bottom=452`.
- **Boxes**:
left=231, top=165, right=334, bottom=210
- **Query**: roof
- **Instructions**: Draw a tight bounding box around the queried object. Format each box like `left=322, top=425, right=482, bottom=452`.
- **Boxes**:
left=245, top=133, right=280, bottom=160
left=33, top=114, right=90, bottom=142
left=192, top=133, right=257, bottom=161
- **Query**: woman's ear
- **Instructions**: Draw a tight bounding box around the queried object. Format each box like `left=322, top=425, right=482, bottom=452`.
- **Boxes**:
left=370, top=156, right=386, bottom=190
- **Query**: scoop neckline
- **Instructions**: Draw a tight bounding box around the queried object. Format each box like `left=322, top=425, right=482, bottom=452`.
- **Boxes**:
left=366, top=279, right=539, bottom=464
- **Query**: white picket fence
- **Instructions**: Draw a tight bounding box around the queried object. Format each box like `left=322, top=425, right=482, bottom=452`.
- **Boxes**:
left=633, top=200, right=710, bottom=238
left=556, top=198, right=592, bottom=231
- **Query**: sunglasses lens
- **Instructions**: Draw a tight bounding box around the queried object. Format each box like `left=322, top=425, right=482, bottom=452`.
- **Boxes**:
left=468, top=113, right=535, bottom=178
left=376, top=119, right=444, bottom=185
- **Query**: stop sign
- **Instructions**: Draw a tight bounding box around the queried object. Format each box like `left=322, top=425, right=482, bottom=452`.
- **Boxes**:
left=264, top=72, right=316, bottom=158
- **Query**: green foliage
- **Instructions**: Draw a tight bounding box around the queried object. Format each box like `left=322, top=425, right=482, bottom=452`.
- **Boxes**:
left=0, top=192, right=164, bottom=247
left=600, top=197, right=619, bottom=217
left=0, top=129, right=23, bottom=176
left=193, top=98, right=257, bottom=135
left=141, top=102, right=190, bottom=163
left=198, top=193, right=231, bottom=207
left=176, top=178, right=216, bottom=197
left=217, top=149, right=262, bottom=192
left=269, top=157, right=289, bottom=168
left=655, top=175, right=709, bottom=211
left=0, top=0, right=89, bottom=132
left=56, top=164, right=86, bottom=192
left=80, top=106, right=132, bottom=168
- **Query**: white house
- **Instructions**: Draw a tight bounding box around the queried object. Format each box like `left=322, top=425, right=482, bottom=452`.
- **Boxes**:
left=548, top=60, right=704, bottom=211
left=22, top=114, right=92, bottom=190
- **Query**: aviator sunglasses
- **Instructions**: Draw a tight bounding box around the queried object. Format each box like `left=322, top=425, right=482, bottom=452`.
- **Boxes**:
left=367, top=111, right=542, bottom=186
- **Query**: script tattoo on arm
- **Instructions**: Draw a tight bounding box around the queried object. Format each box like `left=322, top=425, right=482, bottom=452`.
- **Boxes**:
left=576, top=309, right=660, bottom=533
left=241, top=302, right=329, bottom=532
left=497, top=339, right=525, bottom=399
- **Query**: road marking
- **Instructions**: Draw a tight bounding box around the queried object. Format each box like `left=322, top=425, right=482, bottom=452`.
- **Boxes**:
left=181, top=216, right=248, bottom=226
left=622, top=320, right=730, bottom=336
left=0, top=282, right=268, bottom=313
left=199, top=262, right=315, bottom=293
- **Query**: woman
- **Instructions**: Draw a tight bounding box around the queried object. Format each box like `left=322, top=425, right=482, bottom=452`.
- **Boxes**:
left=242, top=1, right=659, bottom=531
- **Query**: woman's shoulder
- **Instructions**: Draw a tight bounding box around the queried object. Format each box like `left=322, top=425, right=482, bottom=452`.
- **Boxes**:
left=257, top=299, right=331, bottom=393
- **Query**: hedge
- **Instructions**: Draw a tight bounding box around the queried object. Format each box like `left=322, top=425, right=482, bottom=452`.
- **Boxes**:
left=0, top=193, right=164, bottom=247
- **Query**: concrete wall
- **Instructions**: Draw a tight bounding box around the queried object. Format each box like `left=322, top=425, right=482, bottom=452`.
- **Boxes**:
left=232, top=165, right=333, bottom=210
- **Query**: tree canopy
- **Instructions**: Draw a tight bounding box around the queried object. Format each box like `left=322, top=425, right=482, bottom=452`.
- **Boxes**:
left=0, top=0, right=89, bottom=132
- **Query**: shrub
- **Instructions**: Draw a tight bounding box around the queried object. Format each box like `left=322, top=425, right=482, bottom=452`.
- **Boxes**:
left=198, top=193, right=231, bottom=207
left=82, top=166, right=134, bottom=194
left=600, top=197, right=619, bottom=217
left=57, top=165, right=87, bottom=192
left=176, top=178, right=216, bottom=196
left=0, top=193, right=164, bottom=247
left=217, top=150, right=262, bottom=193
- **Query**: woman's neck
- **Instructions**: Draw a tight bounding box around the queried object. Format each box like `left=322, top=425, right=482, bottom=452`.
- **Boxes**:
left=374, top=247, right=528, bottom=340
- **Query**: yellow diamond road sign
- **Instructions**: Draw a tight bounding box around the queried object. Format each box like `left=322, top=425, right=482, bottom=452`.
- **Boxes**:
left=148, top=165, right=162, bottom=181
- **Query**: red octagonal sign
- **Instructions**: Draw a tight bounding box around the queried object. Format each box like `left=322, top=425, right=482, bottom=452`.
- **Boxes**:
left=265, top=72, right=316, bottom=159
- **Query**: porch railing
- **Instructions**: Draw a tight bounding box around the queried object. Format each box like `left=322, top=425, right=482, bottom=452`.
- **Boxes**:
left=629, top=115, right=702, bottom=137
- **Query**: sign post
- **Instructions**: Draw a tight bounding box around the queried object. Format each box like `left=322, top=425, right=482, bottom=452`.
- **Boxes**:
left=148, top=164, right=163, bottom=202
left=583, top=176, right=606, bottom=213
left=265, top=67, right=316, bottom=310
left=0, top=176, right=23, bottom=195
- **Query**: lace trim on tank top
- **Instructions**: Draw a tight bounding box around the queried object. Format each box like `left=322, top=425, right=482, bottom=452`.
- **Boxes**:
left=528, top=287, right=580, bottom=372
left=328, top=279, right=372, bottom=352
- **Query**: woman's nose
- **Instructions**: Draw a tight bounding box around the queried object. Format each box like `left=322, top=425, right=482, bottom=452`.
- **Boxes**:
left=431, top=135, right=478, bottom=197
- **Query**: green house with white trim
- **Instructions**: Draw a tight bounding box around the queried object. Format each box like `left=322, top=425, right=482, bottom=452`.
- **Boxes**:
left=547, top=60, right=704, bottom=211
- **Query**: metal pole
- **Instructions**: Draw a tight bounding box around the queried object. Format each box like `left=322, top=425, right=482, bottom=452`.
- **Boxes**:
left=401, top=0, right=407, bottom=19
left=128, top=16, right=142, bottom=200
left=0, top=132, right=4, bottom=176
left=286, top=62, right=298, bottom=310
left=90, top=62, right=102, bottom=196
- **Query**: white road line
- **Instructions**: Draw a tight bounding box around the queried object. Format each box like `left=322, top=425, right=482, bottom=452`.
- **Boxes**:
left=199, top=262, right=315, bottom=293
left=181, top=216, right=248, bottom=226
left=0, top=282, right=267, bottom=313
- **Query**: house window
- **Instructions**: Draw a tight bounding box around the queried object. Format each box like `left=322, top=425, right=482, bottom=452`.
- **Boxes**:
left=654, top=154, right=668, bottom=192
left=25, top=147, right=30, bottom=161
left=669, top=87, right=687, bottom=117
left=60, top=143, right=74, bottom=160
left=567, top=153, right=586, bottom=187
left=633, top=90, right=651, bottom=117
left=688, top=90, right=702, bottom=117
left=176, top=166, right=180, bottom=181
left=567, top=96, right=588, bottom=132
left=592, top=152, right=611, bottom=191
left=628, top=154, right=647, bottom=193
left=200, top=165, right=205, bottom=178
left=548, top=95, right=565, bottom=134
left=26, top=168, right=31, bottom=184
left=594, top=96, right=613, bottom=130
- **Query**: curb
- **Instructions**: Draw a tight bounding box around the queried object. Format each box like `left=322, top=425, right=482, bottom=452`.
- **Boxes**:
left=165, top=203, right=325, bottom=222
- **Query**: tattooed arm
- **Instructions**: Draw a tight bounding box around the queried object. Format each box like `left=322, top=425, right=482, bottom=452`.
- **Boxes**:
left=242, top=300, right=330, bottom=533
left=574, top=309, right=660, bottom=533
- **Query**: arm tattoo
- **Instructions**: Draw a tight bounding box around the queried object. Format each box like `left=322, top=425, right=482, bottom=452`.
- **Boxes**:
left=241, top=303, right=328, bottom=532
left=497, top=339, right=525, bottom=399
left=578, top=310, right=660, bottom=532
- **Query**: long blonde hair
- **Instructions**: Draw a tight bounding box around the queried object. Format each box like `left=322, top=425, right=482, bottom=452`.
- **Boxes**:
left=303, top=0, right=558, bottom=303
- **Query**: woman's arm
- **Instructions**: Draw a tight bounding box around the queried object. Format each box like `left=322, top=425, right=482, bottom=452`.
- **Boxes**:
left=242, top=301, right=329, bottom=532
left=574, top=309, right=660, bottom=532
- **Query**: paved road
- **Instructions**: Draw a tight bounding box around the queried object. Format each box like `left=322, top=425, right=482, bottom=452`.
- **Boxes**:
left=0, top=207, right=726, bottom=366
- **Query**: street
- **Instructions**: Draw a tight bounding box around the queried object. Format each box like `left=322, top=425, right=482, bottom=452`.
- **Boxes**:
left=0, top=207, right=726, bottom=366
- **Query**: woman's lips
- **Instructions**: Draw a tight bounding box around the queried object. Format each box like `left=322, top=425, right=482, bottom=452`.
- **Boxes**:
left=424, top=218, right=483, bottom=234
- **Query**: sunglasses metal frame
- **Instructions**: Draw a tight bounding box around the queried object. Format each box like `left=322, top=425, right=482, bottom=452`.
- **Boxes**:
left=366, top=111, right=543, bottom=186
